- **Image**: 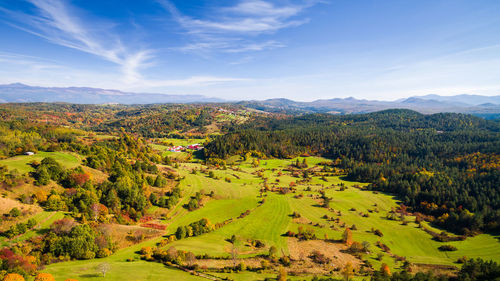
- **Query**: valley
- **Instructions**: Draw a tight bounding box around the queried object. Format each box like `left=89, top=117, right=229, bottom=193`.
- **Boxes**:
left=0, top=104, right=498, bottom=281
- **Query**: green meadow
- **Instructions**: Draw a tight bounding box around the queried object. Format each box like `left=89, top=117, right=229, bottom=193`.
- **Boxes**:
left=0, top=151, right=80, bottom=174
left=41, top=155, right=500, bottom=280
left=0, top=211, right=66, bottom=247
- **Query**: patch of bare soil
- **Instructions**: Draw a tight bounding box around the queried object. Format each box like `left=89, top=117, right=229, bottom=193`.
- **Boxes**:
left=4, top=182, right=64, bottom=202
left=0, top=197, right=40, bottom=215
left=82, top=166, right=108, bottom=184
left=97, top=223, right=164, bottom=249
left=287, top=237, right=362, bottom=275
left=196, top=257, right=263, bottom=269
left=412, top=263, right=458, bottom=276
left=292, top=216, right=312, bottom=225
left=0, top=197, right=42, bottom=230
left=197, top=238, right=362, bottom=276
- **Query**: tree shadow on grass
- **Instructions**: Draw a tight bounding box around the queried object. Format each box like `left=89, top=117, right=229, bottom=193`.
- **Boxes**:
left=192, top=150, right=205, bottom=160
left=79, top=273, right=100, bottom=278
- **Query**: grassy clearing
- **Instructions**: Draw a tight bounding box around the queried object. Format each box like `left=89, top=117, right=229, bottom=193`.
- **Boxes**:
left=318, top=184, right=500, bottom=267
left=0, top=151, right=80, bottom=174
left=1, top=211, right=65, bottom=247
left=153, top=138, right=204, bottom=147
left=41, top=233, right=202, bottom=281
left=42, top=259, right=204, bottom=281
left=166, top=194, right=291, bottom=257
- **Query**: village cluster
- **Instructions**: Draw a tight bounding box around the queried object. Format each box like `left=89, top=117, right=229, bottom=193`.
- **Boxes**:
left=167, top=143, right=203, bottom=152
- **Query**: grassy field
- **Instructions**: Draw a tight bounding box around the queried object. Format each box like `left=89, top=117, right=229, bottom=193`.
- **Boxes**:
left=166, top=193, right=291, bottom=257
left=41, top=155, right=500, bottom=280
left=1, top=211, right=66, bottom=247
left=42, top=258, right=205, bottom=281
left=0, top=151, right=80, bottom=174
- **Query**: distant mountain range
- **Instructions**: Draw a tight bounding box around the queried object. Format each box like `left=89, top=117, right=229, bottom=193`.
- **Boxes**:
left=239, top=95, right=500, bottom=118
left=1, top=83, right=499, bottom=117
left=0, top=83, right=224, bottom=104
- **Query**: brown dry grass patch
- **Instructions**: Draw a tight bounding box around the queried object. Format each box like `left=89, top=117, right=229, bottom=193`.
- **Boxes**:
left=196, top=257, right=263, bottom=269
left=0, top=197, right=41, bottom=215
left=287, top=237, right=361, bottom=274
left=97, top=223, right=164, bottom=249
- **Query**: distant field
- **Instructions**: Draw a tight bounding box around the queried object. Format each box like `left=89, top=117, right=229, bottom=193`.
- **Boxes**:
left=154, top=138, right=204, bottom=147
left=0, top=151, right=80, bottom=174
left=92, top=134, right=118, bottom=140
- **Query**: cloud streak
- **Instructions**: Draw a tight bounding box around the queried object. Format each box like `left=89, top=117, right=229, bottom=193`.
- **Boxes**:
left=0, top=1, right=248, bottom=90
left=2, top=0, right=153, bottom=84
left=0, top=51, right=62, bottom=70
left=159, top=0, right=317, bottom=54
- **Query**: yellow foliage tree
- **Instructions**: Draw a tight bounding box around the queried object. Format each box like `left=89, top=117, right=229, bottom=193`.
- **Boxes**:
left=277, top=266, right=287, bottom=281
left=342, top=262, right=354, bottom=281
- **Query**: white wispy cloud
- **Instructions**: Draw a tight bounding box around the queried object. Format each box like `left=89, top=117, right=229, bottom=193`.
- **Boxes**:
left=140, top=76, right=250, bottom=88
left=161, top=0, right=313, bottom=34
left=226, top=0, right=304, bottom=17
left=177, top=39, right=284, bottom=54
left=1, top=0, right=153, bottom=84
left=158, top=0, right=317, bottom=55
left=224, top=40, right=285, bottom=53
left=0, top=52, right=249, bottom=90
left=0, top=51, right=62, bottom=70
left=0, top=3, right=247, bottom=91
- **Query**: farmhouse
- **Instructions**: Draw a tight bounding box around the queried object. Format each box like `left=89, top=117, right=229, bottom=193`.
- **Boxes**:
left=168, top=146, right=184, bottom=152
left=24, top=151, right=35, bottom=156
left=187, top=144, right=203, bottom=150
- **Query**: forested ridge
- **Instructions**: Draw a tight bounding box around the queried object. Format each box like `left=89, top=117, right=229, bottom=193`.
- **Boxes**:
left=206, top=110, right=500, bottom=234
left=0, top=103, right=253, bottom=138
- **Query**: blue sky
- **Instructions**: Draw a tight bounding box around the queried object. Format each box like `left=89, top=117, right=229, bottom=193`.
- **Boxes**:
left=1, top=0, right=500, bottom=101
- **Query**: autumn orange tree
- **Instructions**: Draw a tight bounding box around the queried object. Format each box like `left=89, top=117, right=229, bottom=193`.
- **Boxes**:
left=2, top=273, right=25, bottom=281
left=342, top=228, right=353, bottom=246
left=381, top=263, right=391, bottom=276
left=34, top=273, right=56, bottom=281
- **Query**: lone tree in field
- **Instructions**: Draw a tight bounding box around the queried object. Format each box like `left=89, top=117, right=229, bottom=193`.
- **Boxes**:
left=342, top=262, right=354, bottom=281
left=342, top=228, right=353, bottom=246
left=268, top=245, right=278, bottom=258
left=277, top=266, right=287, bottom=281
left=231, top=244, right=239, bottom=267
left=381, top=263, right=391, bottom=276
left=229, top=234, right=237, bottom=244
left=186, top=252, right=196, bottom=268
left=97, top=262, right=111, bottom=277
